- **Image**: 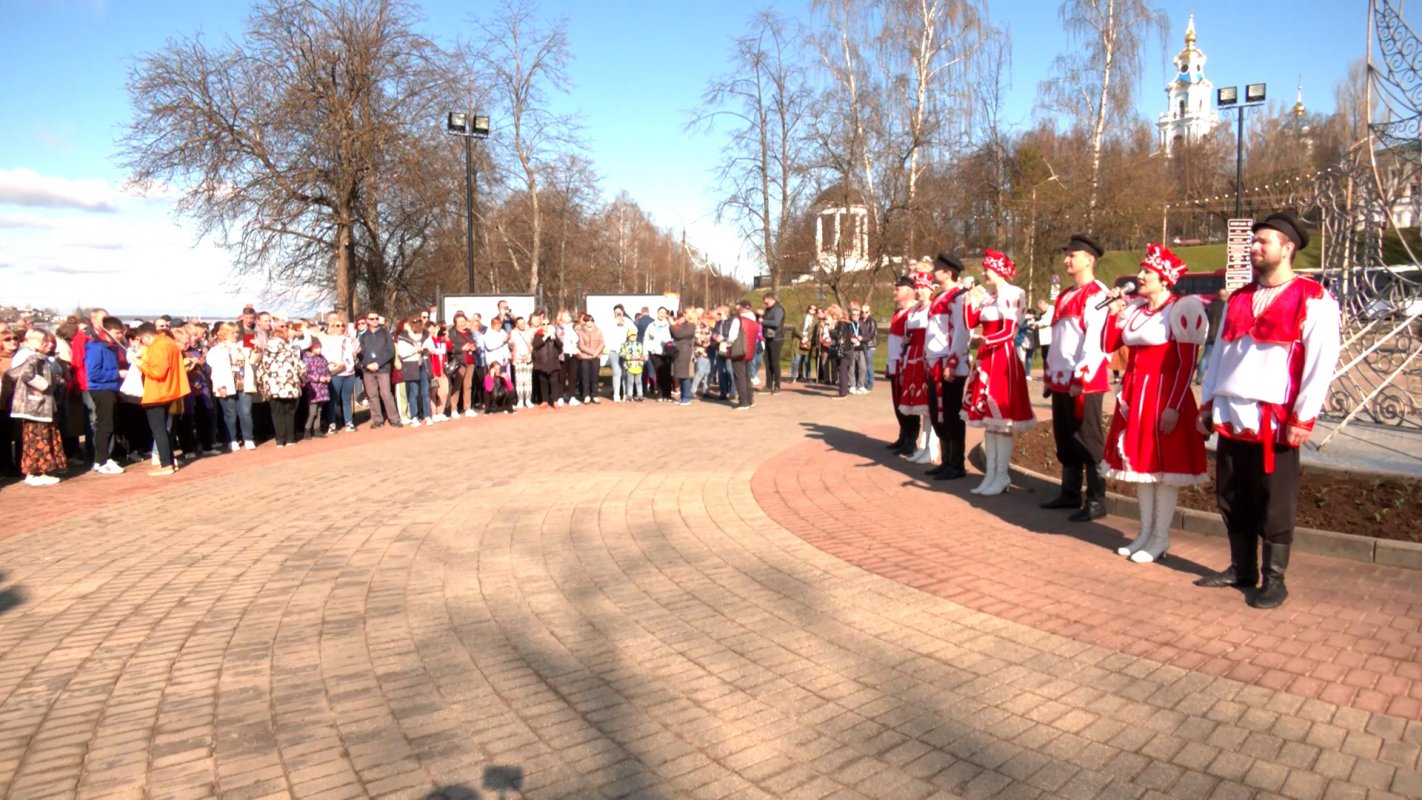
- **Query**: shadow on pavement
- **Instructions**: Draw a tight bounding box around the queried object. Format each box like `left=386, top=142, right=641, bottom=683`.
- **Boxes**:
left=0, top=583, right=23, bottom=618
left=426, top=765, right=523, bottom=800
left=798, top=421, right=1216, bottom=580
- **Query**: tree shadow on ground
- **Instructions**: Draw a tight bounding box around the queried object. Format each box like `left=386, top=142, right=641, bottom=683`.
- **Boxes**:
left=798, top=421, right=1216, bottom=580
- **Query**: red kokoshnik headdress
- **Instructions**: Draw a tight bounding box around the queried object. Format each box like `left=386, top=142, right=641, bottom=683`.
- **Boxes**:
left=982, top=248, right=1016, bottom=281
left=912, top=271, right=934, bottom=290
left=1140, top=243, right=1188, bottom=286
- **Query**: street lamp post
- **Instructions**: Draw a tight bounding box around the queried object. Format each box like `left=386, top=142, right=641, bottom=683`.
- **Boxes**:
left=445, top=111, right=490, bottom=294
left=1216, top=84, right=1266, bottom=219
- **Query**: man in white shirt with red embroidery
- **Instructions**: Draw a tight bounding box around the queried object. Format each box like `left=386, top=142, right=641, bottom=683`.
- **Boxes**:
left=1195, top=212, right=1340, bottom=609
left=1040, top=234, right=1111, bottom=522
left=924, top=252, right=971, bottom=480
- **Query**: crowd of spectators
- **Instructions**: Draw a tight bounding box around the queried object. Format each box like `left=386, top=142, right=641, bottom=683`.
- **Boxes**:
left=0, top=296, right=802, bottom=487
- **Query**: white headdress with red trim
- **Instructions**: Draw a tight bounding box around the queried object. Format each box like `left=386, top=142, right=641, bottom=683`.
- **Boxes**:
left=982, top=248, right=1016, bottom=281
left=1140, top=243, right=1187, bottom=286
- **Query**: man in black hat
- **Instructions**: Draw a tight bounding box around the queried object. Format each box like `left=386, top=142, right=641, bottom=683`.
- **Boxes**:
left=884, top=274, right=921, bottom=454
left=1195, top=211, right=1340, bottom=609
left=1040, top=234, right=1111, bottom=521
left=923, top=252, right=970, bottom=479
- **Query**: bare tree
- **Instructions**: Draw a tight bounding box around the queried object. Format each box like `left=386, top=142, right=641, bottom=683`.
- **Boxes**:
left=1038, top=0, right=1166, bottom=225
left=691, top=10, right=811, bottom=292
left=469, top=0, right=579, bottom=303
left=123, top=0, right=457, bottom=317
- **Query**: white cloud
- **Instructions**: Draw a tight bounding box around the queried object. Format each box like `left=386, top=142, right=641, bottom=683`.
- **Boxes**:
left=0, top=168, right=118, bottom=212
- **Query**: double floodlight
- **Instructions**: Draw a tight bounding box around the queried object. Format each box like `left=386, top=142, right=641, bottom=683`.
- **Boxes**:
left=446, top=112, right=490, bottom=138
left=1217, top=83, right=1266, bottom=108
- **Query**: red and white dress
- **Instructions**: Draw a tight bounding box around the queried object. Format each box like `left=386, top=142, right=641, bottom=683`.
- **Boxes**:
left=897, top=305, right=930, bottom=415
left=962, top=285, right=1036, bottom=432
left=1101, top=295, right=1210, bottom=484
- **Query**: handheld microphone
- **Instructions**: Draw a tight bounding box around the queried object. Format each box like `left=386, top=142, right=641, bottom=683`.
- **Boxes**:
left=1096, top=280, right=1137, bottom=310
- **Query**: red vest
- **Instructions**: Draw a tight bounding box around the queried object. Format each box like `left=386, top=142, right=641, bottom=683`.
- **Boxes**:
left=737, top=316, right=760, bottom=362
left=1052, top=281, right=1104, bottom=324
left=1221, top=277, right=1327, bottom=346
left=890, top=307, right=911, bottom=336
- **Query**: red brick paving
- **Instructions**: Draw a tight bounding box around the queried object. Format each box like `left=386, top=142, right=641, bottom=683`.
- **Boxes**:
left=751, top=421, right=1422, bottom=719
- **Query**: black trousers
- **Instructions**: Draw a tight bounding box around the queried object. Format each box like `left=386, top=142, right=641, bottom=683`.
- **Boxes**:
left=651, top=354, right=673, bottom=400
left=888, top=374, right=920, bottom=443
left=927, top=377, right=967, bottom=469
left=1050, top=390, right=1105, bottom=498
left=577, top=359, right=599, bottom=399
left=91, top=390, right=118, bottom=465
left=270, top=397, right=298, bottom=445
left=764, top=338, right=783, bottom=391
left=534, top=369, right=555, bottom=407
left=1217, top=437, right=1301, bottom=550
left=559, top=359, right=577, bottom=400
left=144, top=405, right=173, bottom=468
left=731, top=359, right=753, bottom=407
left=304, top=400, right=326, bottom=436
left=485, top=383, right=513, bottom=414
left=836, top=353, right=852, bottom=396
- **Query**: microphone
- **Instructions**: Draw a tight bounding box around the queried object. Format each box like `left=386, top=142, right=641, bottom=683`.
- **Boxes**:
left=1096, top=280, right=1138, bottom=310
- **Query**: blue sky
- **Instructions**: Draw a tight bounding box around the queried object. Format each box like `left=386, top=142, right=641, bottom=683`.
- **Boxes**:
left=0, top=0, right=1366, bottom=315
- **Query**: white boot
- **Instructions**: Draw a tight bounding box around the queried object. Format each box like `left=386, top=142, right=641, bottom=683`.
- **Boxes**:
left=1119, top=484, right=1156, bottom=556
left=911, top=418, right=938, bottom=464
left=1132, top=485, right=1178, bottom=563
left=971, top=434, right=996, bottom=494
left=980, top=434, right=1013, bottom=496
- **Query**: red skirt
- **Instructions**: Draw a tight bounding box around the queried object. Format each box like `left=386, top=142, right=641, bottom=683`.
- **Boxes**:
left=897, top=331, right=928, bottom=415
left=1102, top=342, right=1208, bottom=484
left=962, top=343, right=1036, bottom=432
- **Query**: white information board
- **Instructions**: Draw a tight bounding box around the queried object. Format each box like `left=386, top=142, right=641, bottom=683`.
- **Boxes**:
left=1226, top=218, right=1254, bottom=291
left=440, top=294, right=536, bottom=326
left=583, top=294, right=680, bottom=327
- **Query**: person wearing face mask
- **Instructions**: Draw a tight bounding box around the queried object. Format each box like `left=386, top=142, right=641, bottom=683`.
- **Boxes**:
left=1099, top=244, right=1210, bottom=565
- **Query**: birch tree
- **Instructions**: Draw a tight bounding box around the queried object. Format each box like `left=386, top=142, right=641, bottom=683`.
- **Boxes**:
left=1038, top=0, right=1166, bottom=225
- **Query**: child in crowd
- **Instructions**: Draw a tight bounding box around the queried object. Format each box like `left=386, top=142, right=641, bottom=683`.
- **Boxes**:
left=620, top=329, right=645, bottom=402
left=302, top=339, right=332, bottom=439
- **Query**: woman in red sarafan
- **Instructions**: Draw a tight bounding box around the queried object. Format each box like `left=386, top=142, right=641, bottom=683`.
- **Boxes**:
left=962, top=248, right=1036, bottom=495
left=896, top=269, right=936, bottom=463
left=1102, top=243, right=1210, bottom=564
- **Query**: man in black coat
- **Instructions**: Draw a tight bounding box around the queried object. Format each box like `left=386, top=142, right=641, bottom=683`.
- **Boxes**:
left=760, top=293, right=786, bottom=393
left=357, top=314, right=401, bottom=428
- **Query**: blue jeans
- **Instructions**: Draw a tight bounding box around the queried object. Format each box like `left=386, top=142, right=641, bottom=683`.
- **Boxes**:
left=328, top=373, right=357, bottom=427
left=693, top=356, right=710, bottom=395
left=864, top=347, right=876, bottom=389
left=715, top=353, right=733, bottom=396
left=219, top=393, right=256, bottom=444
left=608, top=355, right=625, bottom=400
left=750, top=340, right=763, bottom=379
left=624, top=368, right=644, bottom=398
left=679, top=377, right=693, bottom=403
left=405, top=371, right=430, bottom=420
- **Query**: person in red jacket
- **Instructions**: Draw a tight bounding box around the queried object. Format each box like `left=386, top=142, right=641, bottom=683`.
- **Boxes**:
left=723, top=300, right=760, bottom=410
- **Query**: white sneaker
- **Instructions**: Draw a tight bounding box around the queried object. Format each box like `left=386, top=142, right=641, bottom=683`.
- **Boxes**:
left=98, top=461, right=125, bottom=475
left=569, top=398, right=582, bottom=407
left=244, top=441, right=256, bottom=451
left=25, top=475, right=60, bottom=486
left=433, top=413, right=447, bottom=423
left=555, top=399, right=565, bottom=407
left=230, top=442, right=241, bottom=452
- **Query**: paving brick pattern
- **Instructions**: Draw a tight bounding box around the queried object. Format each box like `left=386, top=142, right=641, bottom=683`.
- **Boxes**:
left=0, top=386, right=1418, bottom=799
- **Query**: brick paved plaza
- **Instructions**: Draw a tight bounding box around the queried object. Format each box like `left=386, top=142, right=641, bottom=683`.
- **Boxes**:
left=0, top=387, right=1419, bottom=800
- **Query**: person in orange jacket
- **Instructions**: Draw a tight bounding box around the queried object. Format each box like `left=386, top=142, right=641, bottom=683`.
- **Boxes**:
left=135, top=322, right=191, bottom=476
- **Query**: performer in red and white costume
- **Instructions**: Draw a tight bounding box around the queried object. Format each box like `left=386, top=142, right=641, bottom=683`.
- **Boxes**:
left=1195, top=212, right=1341, bottom=609
left=1040, top=234, right=1112, bottom=522
left=962, top=249, right=1036, bottom=495
left=897, top=269, right=936, bottom=463
left=884, top=275, right=921, bottom=455
left=925, top=252, right=971, bottom=480
left=1101, top=244, right=1210, bottom=563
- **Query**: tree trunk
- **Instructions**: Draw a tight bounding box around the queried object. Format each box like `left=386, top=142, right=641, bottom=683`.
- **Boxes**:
left=1087, top=0, right=1116, bottom=226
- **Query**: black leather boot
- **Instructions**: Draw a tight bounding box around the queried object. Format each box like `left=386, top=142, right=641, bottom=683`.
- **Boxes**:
left=1040, top=464, right=1083, bottom=509
left=1069, top=466, right=1108, bottom=521
left=935, top=435, right=967, bottom=479
left=1195, top=535, right=1259, bottom=588
left=1249, top=543, right=1291, bottom=609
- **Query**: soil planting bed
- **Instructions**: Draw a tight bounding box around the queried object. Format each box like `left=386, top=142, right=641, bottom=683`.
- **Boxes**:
left=1013, top=420, right=1422, bottom=542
